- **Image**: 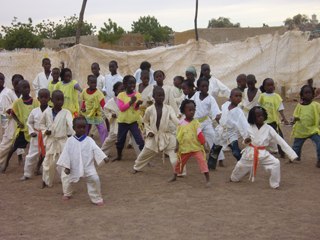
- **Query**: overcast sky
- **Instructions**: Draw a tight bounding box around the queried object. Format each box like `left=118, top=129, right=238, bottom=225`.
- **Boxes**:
left=1, top=0, right=319, bottom=33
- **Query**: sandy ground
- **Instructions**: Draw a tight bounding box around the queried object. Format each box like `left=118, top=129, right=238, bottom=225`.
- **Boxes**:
left=1, top=100, right=320, bottom=240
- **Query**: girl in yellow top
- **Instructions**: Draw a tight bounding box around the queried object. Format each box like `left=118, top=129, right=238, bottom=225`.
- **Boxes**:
left=258, top=78, right=288, bottom=157
left=291, top=85, right=320, bottom=168
left=80, top=75, right=108, bottom=145
left=55, top=68, right=82, bottom=118
left=47, top=68, right=60, bottom=107
left=112, top=75, right=144, bottom=162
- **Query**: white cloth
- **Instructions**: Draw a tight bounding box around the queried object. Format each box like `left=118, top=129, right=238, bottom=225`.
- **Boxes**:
left=57, top=135, right=107, bottom=183
left=215, top=101, right=248, bottom=148
left=230, top=123, right=297, bottom=188
left=204, top=77, right=231, bottom=99
left=239, top=88, right=261, bottom=117
left=97, top=74, right=106, bottom=93
left=172, top=87, right=183, bottom=107
left=102, top=73, right=123, bottom=102
left=32, top=72, right=53, bottom=97
left=134, top=69, right=156, bottom=85
left=135, top=84, right=154, bottom=110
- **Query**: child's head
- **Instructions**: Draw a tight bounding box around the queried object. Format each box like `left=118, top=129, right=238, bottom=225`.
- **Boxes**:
left=153, top=86, right=165, bottom=104
left=42, top=58, right=51, bottom=71
left=307, top=78, right=313, bottom=87
left=200, top=64, right=210, bottom=79
left=60, top=68, right=72, bottom=83
left=123, top=75, right=136, bottom=93
left=140, top=61, right=151, bottom=71
left=181, top=79, right=195, bottom=96
left=51, top=68, right=60, bottom=81
left=0, top=73, right=5, bottom=88
left=72, top=116, right=87, bottom=138
left=246, top=74, right=257, bottom=90
left=113, top=82, right=125, bottom=96
left=91, top=63, right=100, bottom=76
left=236, top=74, right=247, bottom=89
left=18, top=80, right=30, bottom=97
left=52, top=90, right=64, bottom=109
left=140, top=70, right=150, bottom=86
left=173, top=76, right=184, bottom=89
left=300, top=85, right=315, bottom=102
left=11, top=74, right=24, bottom=91
left=197, top=77, right=209, bottom=94
left=87, top=75, right=97, bottom=90
left=260, top=78, right=274, bottom=93
left=186, top=67, right=197, bottom=82
left=248, top=106, right=268, bottom=126
left=230, top=88, right=242, bottom=105
left=38, top=89, right=50, bottom=107
left=154, top=70, right=165, bottom=86
left=109, top=60, right=118, bottom=75
left=180, top=99, right=196, bottom=119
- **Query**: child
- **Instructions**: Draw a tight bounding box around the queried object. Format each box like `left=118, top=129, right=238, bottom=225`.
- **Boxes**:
left=57, top=117, right=109, bottom=205
left=33, top=58, right=53, bottom=97
left=55, top=68, right=82, bottom=118
left=180, top=79, right=196, bottom=101
left=291, top=85, right=320, bottom=168
left=91, top=62, right=105, bottom=95
left=136, top=70, right=154, bottom=117
left=134, top=61, right=156, bottom=85
left=192, top=78, right=225, bottom=167
left=186, top=67, right=197, bottom=83
left=102, top=60, right=123, bottom=102
left=0, top=80, right=40, bottom=173
left=229, top=107, right=297, bottom=189
left=199, top=64, right=231, bottom=99
left=132, top=86, right=185, bottom=174
left=167, top=99, right=211, bottom=188
left=236, top=74, right=247, bottom=92
left=173, top=76, right=184, bottom=107
left=112, top=75, right=144, bottom=161
left=39, top=90, right=74, bottom=189
left=101, top=82, right=140, bottom=157
left=239, top=74, right=261, bottom=117
left=20, top=89, right=50, bottom=180
left=47, top=68, right=60, bottom=107
left=80, top=75, right=108, bottom=145
left=0, top=75, right=25, bottom=167
left=0, top=72, right=7, bottom=140
left=258, top=78, right=288, bottom=157
left=208, top=89, right=248, bottom=169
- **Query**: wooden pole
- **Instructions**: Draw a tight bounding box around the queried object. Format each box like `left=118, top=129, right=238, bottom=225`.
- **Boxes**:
left=194, top=0, right=199, bottom=41
left=76, top=0, right=87, bottom=45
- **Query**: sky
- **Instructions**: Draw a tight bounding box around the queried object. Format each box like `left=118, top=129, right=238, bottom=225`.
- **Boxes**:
left=1, top=0, right=319, bottom=33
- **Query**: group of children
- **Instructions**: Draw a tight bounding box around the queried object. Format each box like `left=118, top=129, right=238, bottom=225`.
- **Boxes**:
left=0, top=58, right=319, bottom=206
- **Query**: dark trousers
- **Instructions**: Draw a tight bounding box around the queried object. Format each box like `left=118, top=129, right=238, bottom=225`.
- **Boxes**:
left=116, top=122, right=144, bottom=151
left=268, top=122, right=285, bottom=156
left=207, top=140, right=241, bottom=170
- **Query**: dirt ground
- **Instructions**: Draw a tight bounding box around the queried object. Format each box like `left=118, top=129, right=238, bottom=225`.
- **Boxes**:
left=1, top=100, right=320, bottom=240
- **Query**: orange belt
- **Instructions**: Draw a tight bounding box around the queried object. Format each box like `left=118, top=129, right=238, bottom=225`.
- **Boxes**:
left=35, top=129, right=45, bottom=158
left=249, top=143, right=265, bottom=177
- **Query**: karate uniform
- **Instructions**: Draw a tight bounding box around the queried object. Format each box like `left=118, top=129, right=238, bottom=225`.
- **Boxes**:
left=239, top=88, right=261, bottom=117
left=33, top=72, right=53, bottom=97
left=172, top=87, right=183, bottom=108
left=57, top=135, right=107, bottom=204
left=102, top=73, right=123, bottom=102
left=0, top=87, right=10, bottom=140
left=134, top=69, right=156, bottom=86
left=231, top=124, right=297, bottom=189
left=133, top=104, right=186, bottom=175
left=96, top=74, right=106, bottom=94
left=135, top=84, right=154, bottom=117
left=39, top=108, right=74, bottom=190
left=196, top=77, right=231, bottom=99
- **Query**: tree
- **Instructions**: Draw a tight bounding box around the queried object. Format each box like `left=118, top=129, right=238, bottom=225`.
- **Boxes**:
left=1, top=17, right=44, bottom=50
left=263, top=23, right=269, bottom=27
left=98, top=19, right=125, bottom=49
left=131, top=15, right=173, bottom=43
left=284, top=14, right=310, bottom=26
left=207, top=17, right=240, bottom=28
left=76, top=0, right=87, bottom=44
left=0, top=34, right=4, bottom=48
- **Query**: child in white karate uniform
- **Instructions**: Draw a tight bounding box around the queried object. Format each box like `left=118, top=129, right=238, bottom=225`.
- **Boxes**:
left=57, top=117, right=109, bottom=205
left=134, top=61, right=156, bottom=86
left=102, top=60, right=123, bottom=102
left=33, top=58, right=53, bottom=97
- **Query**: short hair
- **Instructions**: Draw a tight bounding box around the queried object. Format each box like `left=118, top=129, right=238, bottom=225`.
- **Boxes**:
left=230, top=88, right=242, bottom=97
left=199, top=63, right=210, bottom=78
left=73, top=116, right=87, bottom=126
left=38, top=88, right=50, bottom=96
left=11, top=74, right=24, bottom=82
left=42, top=58, right=50, bottom=64
left=18, top=80, right=29, bottom=87
left=140, top=61, right=151, bottom=70
left=246, top=74, right=256, bottom=83
left=0, top=72, right=5, bottom=79
left=300, top=84, right=315, bottom=100
left=113, top=82, right=123, bottom=94
left=123, top=75, right=135, bottom=88
left=109, top=60, right=118, bottom=67
left=52, top=68, right=60, bottom=72
left=91, top=62, right=99, bottom=68
left=60, top=68, right=72, bottom=79
left=174, top=76, right=184, bottom=83
left=141, top=70, right=149, bottom=77
left=180, top=99, right=196, bottom=114
left=259, top=78, right=274, bottom=93
left=237, top=74, right=246, bottom=81
left=154, top=70, right=165, bottom=78
left=52, top=90, right=64, bottom=99
left=181, top=79, right=195, bottom=89
left=196, top=77, right=209, bottom=89
left=87, top=75, right=97, bottom=82
left=248, top=106, right=268, bottom=125
left=153, top=86, right=164, bottom=95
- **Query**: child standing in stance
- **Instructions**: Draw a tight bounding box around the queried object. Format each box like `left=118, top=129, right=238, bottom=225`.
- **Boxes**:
left=57, top=117, right=108, bottom=205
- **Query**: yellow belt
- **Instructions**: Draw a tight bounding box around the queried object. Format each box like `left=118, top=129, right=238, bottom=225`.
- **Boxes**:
left=198, top=116, right=208, bottom=122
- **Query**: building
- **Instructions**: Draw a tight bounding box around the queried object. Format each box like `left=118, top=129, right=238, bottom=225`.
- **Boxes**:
left=311, top=14, right=318, bottom=24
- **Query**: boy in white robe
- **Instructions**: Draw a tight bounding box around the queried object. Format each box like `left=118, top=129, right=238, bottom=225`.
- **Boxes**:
left=0, top=72, right=8, bottom=139
left=134, top=61, right=156, bottom=86
left=91, top=62, right=105, bottom=94
left=20, top=89, right=50, bottom=180
left=102, top=60, right=123, bottom=102
left=136, top=70, right=154, bottom=117
left=209, top=89, right=248, bottom=169
left=32, top=58, right=53, bottom=97
left=230, top=107, right=297, bottom=189
left=39, top=90, right=74, bottom=190
left=57, top=117, right=108, bottom=205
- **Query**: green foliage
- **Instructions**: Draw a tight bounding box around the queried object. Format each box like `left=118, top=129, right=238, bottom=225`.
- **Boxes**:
left=1, top=17, right=44, bottom=50
left=131, top=15, right=173, bottom=42
left=263, top=23, right=269, bottom=27
left=284, top=14, right=310, bottom=26
left=0, top=34, right=4, bottom=48
left=207, top=17, right=240, bottom=28
left=98, top=19, right=125, bottom=48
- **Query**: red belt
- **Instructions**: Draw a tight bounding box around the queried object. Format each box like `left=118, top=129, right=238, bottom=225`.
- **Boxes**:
left=249, top=143, right=265, bottom=177
left=35, top=129, right=45, bottom=158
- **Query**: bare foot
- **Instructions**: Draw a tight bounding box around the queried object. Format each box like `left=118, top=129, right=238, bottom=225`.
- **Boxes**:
left=167, top=176, right=176, bottom=183
left=111, top=156, right=121, bottom=162
left=40, top=181, right=46, bottom=189
left=219, top=160, right=227, bottom=168
left=275, top=186, right=281, bottom=190
left=0, top=164, right=8, bottom=174
left=205, top=181, right=211, bottom=188
left=316, top=161, right=320, bottom=168
left=131, top=169, right=138, bottom=174
left=285, top=159, right=293, bottom=164
left=18, top=155, right=23, bottom=166
left=126, top=144, right=132, bottom=149
left=34, top=170, right=42, bottom=176
left=148, top=162, right=155, bottom=168
left=20, top=176, right=29, bottom=181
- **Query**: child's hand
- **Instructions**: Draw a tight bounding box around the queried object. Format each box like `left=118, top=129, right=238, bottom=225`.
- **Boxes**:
left=136, top=100, right=143, bottom=106
left=130, top=95, right=137, bottom=105
left=148, top=132, right=154, bottom=137
left=215, top=114, right=222, bottom=122
left=45, top=130, right=52, bottom=136
left=204, top=144, right=210, bottom=153
left=81, top=108, right=86, bottom=112
left=30, top=132, right=37, bottom=138
left=104, top=157, right=109, bottom=163
left=6, top=109, right=11, bottom=115
left=244, top=138, right=251, bottom=144
left=112, top=114, right=117, bottom=118
left=103, top=91, right=107, bottom=95
left=65, top=168, right=70, bottom=175
left=283, top=119, right=289, bottom=125
left=174, top=146, right=179, bottom=153
left=147, top=100, right=153, bottom=105
left=18, top=122, right=24, bottom=128
left=293, top=117, right=300, bottom=122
